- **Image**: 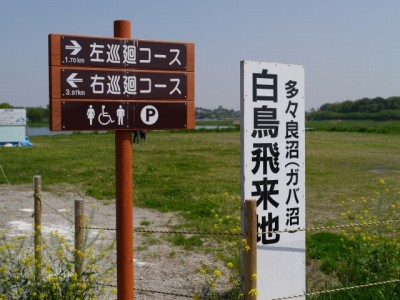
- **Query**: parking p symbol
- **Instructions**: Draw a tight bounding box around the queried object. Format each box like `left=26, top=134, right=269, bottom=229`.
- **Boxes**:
left=140, top=105, right=159, bottom=125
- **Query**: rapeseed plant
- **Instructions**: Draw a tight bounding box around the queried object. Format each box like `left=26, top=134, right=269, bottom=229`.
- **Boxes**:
left=329, top=178, right=400, bottom=296
left=194, top=193, right=245, bottom=299
left=0, top=208, right=116, bottom=300
left=194, top=264, right=243, bottom=300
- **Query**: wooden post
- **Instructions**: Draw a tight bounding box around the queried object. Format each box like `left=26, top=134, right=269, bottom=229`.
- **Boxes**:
left=114, top=20, right=134, bottom=300
left=75, top=200, right=84, bottom=280
left=243, top=199, right=257, bottom=299
left=33, top=175, right=42, bottom=281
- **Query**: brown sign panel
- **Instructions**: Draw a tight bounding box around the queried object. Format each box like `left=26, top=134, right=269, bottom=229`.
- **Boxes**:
left=50, top=34, right=194, bottom=71
left=127, top=40, right=187, bottom=70
left=61, top=101, right=128, bottom=130
left=49, top=33, right=195, bottom=132
left=131, top=102, right=188, bottom=129
left=53, top=67, right=191, bottom=100
left=61, top=36, right=125, bottom=68
left=58, top=100, right=190, bottom=131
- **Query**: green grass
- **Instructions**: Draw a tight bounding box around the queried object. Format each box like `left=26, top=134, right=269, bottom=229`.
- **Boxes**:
left=306, top=119, right=400, bottom=134
left=2, top=129, right=400, bottom=298
left=306, top=131, right=400, bottom=227
left=0, top=131, right=241, bottom=231
left=195, top=119, right=238, bottom=126
left=27, top=122, right=48, bottom=127
left=169, top=234, right=203, bottom=250
left=307, top=232, right=350, bottom=273
left=2, top=130, right=400, bottom=229
left=307, top=231, right=400, bottom=300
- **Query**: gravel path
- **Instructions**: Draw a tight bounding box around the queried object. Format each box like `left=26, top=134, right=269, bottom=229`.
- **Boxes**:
left=0, top=184, right=228, bottom=299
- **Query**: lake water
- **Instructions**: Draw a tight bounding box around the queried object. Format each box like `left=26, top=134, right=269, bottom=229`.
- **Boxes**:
left=26, top=126, right=235, bottom=136
left=27, top=127, right=73, bottom=136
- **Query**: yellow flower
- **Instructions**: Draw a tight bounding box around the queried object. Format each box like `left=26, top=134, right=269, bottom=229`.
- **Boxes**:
left=227, top=262, right=234, bottom=268
left=248, top=288, right=259, bottom=296
left=380, top=178, right=385, bottom=185
left=213, top=269, right=222, bottom=277
left=71, top=272, right=78, bottom=281
left=199, top=268, right=206, bottom=276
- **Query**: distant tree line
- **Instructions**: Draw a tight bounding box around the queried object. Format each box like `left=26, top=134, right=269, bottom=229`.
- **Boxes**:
left=195, top=105, right=240, bottom=119
left=4, top=96, right=400, bottom=123
left=307, top=96, right=400, bottom=121
left=0, top=102, right=240, bottom=123
left=0, top=102, right=49, bottom=123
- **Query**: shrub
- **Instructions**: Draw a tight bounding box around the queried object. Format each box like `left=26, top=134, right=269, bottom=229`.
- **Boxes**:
left=308, top=178, right=400, bottom=299
left=0, top=209, right=116, bottom=300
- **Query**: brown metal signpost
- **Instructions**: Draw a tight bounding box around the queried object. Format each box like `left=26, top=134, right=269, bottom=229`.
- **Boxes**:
left=114, top=20, right=134, bottom=300
left=48, top=20, right=195, bottom=300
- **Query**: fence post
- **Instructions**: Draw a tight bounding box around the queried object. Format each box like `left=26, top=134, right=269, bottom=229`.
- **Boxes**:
left=33, top=175, right=42, bottom=281
left=75, top=200, right=84, bottom=280
left=243, top=199, right=257, bottom=299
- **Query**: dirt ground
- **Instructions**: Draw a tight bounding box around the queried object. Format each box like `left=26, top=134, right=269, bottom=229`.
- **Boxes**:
left=0, top=184, right=230, bottom=299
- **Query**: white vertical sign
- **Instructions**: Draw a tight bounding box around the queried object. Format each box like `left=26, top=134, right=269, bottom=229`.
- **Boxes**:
left=240, top=61, right=305, bottom=300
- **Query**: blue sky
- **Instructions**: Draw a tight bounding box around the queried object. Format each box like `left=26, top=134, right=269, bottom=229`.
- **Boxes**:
left=0, top=0, right=398, bottom=111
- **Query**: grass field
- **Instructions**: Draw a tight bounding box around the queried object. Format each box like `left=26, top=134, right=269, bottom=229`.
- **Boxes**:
left=1, top=129, right=400, bottom=298
left=1, top=130, right=399, bottom=227
left=306, top=119, right=400, bottom=134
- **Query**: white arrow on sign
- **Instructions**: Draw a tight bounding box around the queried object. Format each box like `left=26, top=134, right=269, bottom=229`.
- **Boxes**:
left=66, top=73, right=83, bottom=88
left=65, top=40, right=82, bottom=56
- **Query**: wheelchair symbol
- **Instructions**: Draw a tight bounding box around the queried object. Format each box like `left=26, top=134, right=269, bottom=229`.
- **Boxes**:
left=98, top=105, right=115, bottom=125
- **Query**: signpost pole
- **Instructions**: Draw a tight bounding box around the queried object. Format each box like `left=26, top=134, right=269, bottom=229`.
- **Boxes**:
left=114, top=20, right=134, bottom=300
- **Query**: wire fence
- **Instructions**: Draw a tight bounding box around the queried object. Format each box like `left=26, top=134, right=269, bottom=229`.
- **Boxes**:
left=85, top=218, right=400, bottom=299
left=1, top=170, right=400, bottom=299
left=86, top=218, right=400, bottom=235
